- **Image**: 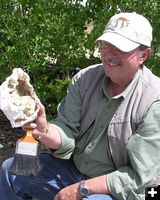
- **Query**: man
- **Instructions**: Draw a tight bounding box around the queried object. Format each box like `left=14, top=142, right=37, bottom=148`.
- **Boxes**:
left=1, top=12, right=160, bottom=200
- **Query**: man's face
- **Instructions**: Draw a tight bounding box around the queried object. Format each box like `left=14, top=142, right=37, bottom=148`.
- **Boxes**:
left=100, top=42, right=144, bottom=85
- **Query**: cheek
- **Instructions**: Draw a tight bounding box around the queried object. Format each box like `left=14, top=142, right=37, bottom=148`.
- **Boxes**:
left=122, top=55, right=140, bottom=69
left=121, top=62, right=140, bottom=78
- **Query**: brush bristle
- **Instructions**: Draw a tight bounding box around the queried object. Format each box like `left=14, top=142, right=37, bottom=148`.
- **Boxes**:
left=9, top=154, right=41, bottom=176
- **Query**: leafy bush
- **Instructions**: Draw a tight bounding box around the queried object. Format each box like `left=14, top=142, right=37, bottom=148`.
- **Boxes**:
left=1, top=0, right=160, bottom=119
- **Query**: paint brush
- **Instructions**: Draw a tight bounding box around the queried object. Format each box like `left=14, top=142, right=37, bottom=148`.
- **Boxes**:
left=9, top=129, right=41, bottom=176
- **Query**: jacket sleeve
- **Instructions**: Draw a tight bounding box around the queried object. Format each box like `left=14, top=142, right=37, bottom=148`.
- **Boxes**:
left=107, top=100, right=160, bottom=200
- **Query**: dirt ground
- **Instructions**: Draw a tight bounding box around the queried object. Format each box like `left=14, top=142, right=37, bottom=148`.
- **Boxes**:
left=0, top=110, right=25, bottom=165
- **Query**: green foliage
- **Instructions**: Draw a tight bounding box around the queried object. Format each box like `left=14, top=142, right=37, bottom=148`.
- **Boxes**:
left=36, top=76, right=71, bottom=118
left=0, top=0, right=92, bottom=119
left=0, top=0, right=160, bottom=119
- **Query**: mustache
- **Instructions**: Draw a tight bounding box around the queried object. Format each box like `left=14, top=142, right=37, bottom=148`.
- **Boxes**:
left=102, top=56, right=121, bottom=66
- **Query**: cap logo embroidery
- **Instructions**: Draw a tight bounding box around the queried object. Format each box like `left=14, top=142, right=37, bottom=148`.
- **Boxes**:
left=113, top=17, right=129, bottom=29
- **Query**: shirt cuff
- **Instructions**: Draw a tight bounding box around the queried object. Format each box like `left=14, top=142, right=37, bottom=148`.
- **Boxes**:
left=49, top=122, right=75, bottom=159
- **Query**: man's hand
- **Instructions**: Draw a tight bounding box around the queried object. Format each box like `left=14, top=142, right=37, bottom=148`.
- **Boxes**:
left=54, top=175, right=110, bottom=200
left=23, top=99, right=61, bottom=149
left=23, top=99, right=48, bottom=138
left=54, top=183, right=82, bottom=200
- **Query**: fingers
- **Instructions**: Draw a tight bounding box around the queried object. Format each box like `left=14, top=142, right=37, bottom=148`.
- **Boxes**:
left=35, top=98, right=44, bottom=109
left=22, top=122, right=37, bottom=132
left=22, top=100, right=48, bottom=141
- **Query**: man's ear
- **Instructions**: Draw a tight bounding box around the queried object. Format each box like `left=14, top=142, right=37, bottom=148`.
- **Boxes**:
left=139, top=48, right=152, bottom=64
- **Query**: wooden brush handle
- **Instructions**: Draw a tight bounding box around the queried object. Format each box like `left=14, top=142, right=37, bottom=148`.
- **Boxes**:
left=20, top=130, right=38, bottom=143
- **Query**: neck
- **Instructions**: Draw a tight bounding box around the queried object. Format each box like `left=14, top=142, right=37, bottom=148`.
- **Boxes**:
left=107, top=71, right=138, bottom=97
left=107, top=80, right=128, bottom=97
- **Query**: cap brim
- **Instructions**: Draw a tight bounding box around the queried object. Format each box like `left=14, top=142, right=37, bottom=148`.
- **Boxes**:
left=96, top=32, right=140, bottom=52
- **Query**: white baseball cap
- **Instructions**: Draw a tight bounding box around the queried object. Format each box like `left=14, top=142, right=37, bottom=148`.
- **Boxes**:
left=96, top=12, right=152, bottom=52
